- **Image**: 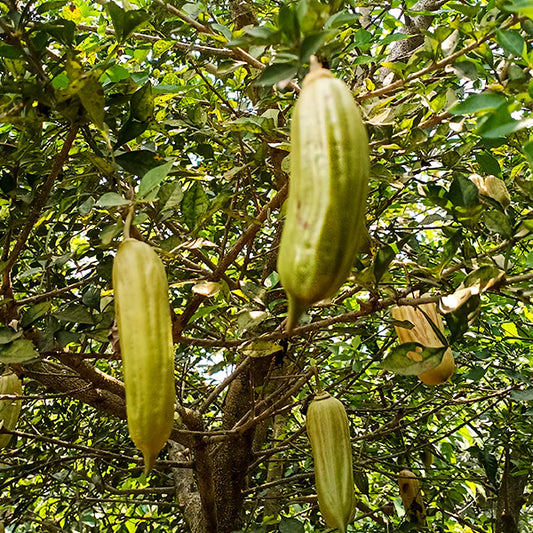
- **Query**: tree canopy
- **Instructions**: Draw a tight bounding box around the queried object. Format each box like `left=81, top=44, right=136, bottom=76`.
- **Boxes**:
left=1, top=0, right=533, bottom=532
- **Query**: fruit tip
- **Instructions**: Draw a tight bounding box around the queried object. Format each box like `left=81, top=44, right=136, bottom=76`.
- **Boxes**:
left=285, top=296, right=309, bottom=332
left=142, top=452, right=157, bottom=475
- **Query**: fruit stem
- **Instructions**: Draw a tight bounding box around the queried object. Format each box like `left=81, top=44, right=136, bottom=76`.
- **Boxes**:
left=309, top=55, right=322, bottom=72
left=124, top=206, right=134, bottom=240
left=312, top=365, right=322, bottom=392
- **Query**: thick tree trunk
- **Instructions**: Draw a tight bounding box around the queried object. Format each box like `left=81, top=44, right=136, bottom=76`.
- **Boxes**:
left=263, top=411, right=288, bottom=531
left=212, top=356, right=273, bottom=533
left=169, top=442, right=206, bottom=533
left=495, top=449, right=528, bottom=533
left=379, top=0, right=448, bottom=81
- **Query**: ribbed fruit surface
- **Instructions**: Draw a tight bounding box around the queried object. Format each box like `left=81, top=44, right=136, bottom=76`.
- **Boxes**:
left=306, top=391, right=356, bottom=532
left=277, top=64, right=369, bottom=330
left=0, top=371, right=22, bottom=449
left=113, top=238, right=176, bottom=473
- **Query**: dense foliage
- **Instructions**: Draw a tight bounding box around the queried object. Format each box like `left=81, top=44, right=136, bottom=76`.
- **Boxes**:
left=1, top=0, right=533, bottom=531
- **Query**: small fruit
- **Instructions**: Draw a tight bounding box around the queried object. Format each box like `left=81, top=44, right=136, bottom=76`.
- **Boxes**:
left=113, top=238, right=176, bottom=473
left=0, top=371, right=22, bottom=449
left=398, top=469, right=426, bottom=526
left=306, top=391, right=356, bottom=532
left=392, top=301, right=455, bottom=385
left=277, top=58, right=370, bottom=330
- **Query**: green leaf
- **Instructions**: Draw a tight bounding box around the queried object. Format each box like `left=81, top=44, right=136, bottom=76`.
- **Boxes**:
left=36, top=0, right=69, bottom=14
left=505, top=0, right=533, bottom=18
left=0, top=339, right=39, bottom=363
left=484, top=210, right=513, bottom=238
left=76, top=74, right=105, bottom=130
left=381, top=344, right=447, bottom=376
left=511, top=388, right=533, bottom=401
left=158, top=182, right=184, bottom=212
left=54, top=305, right=94, bottom=324
left=278, top=4, right=300, bottom=44
left=20, top=302, right=52, bottom=328
left=448, top=176, right=482, bottom=227
left=448, top=93, right=507, bottom=115
left=477, top=106, right=533, bottom=138
left=182, top=182, right=209, bottom=230
left=131, top=81, right=153, bottom=122
left=106, top=2, right=150, bottom=42
left=279, top=517, right=305, bottom=533
left=464, top=265, right=504, bottom=292
left=96, top=192, right=131, bottom=208
left=524, top=139, right=533, bottom=170
left=138, top=159, right=175, bottom=198
left=82, top=286, right=101, bottom=311
left=35, top=18, right=76, bottom=46
left=448, top=175, right=479, bottom=208
left=373, top=244, right=397, bottom=283
left=115, top=150, right=163, bottom=176
left=496, top=30, right=526, bottom=56
left=325, top=10, right=359, bottom=29
left=114, top=117, right=149, bottom=148
left=300, top=31, right=331, bottom=63
left=354, top=469, right=369, bottom=494
left=475, top=152, right=501, bottom=176
left=0, top=45, right=21, bottom=59
left=254, top=63, right=298, bottom=87
left=445, top=294, right=481, bottom=342
left=0, top=327, right=22, bottom=345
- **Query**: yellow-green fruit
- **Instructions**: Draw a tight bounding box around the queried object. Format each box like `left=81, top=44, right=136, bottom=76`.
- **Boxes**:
left=306, top=391, right=356, bottom=532
left=398, top=469, right=426, bottom=526
left=112, top=238, right=176, bottom=473
left=0, top=371, right=22, bottom=449
left=277, top=61, right=370, bottom=331
left=392, top=301, right=455, bottom=385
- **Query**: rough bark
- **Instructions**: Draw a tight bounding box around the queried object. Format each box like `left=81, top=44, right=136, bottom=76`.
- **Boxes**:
left=379, top=0, right=448, bottom=81
left=263, top=411, right=288, bottom=531
left=169, top=441, right=205, bottom=533
left=212, top=356, right=273, bottom=533
left=495, top=448, right=529, bottom=533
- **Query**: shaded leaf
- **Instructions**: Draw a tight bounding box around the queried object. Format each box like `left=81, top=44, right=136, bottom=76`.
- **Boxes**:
left=182, top=182, right=209, bottom=230
left=279, top=517, right=304, bottom=533
left=54, top=305, right=94, bottom=324
left=0, top=327, right=22, bottom=345
left=0, top=339, right=39, bottom=364
left=115, top=150, right=163, bottom=177
left=443, top=294, right=481, bottom=342
left=20, top=302, right=52, bottom=328
left=131, top=81, right=153, bottom=122
left=254, top=63, right=298, bottom=87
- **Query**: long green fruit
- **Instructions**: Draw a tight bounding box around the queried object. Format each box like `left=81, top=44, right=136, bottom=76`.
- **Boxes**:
left=306, top=391, right=356, bottom=532
left=277, top=60, right=370, bottom=330
left=0, top=371, right=22, bottom=449
left=112, top=238, right=176, bottom=473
